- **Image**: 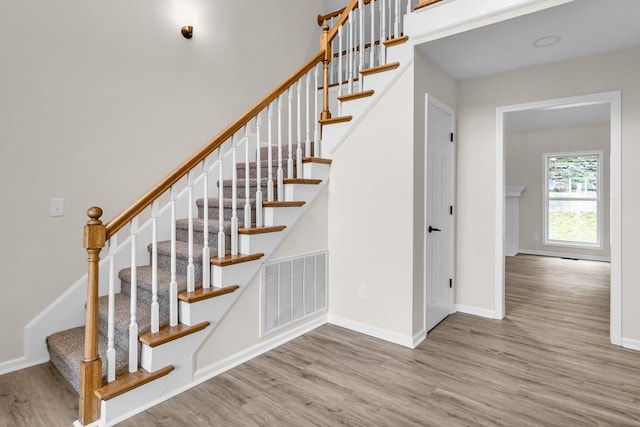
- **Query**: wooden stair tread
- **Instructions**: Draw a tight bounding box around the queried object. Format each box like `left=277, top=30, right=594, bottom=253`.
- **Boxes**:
left=383, top=35, right=409, bottom=47
left=283, top=178, right=322, bottom=185
left=319, top=115, right=352, bottom=126
left=178, top=285, right=240, bottom=304
left=360, top=62, right=400, bottom=76
left=262, top=201, right=306, bottom=208
left=95, top=366, right=174, bottom=401
left=139, top=321, right=210, bottom=347
left=210, top=252, right=264, bottom=267
left=414, top=0, right=443, bottom=11
left=338, top=89, right=375, bottom=102
left=302, top=157, right=332, bottom=165
left=239, top=225, right=286, bottom=235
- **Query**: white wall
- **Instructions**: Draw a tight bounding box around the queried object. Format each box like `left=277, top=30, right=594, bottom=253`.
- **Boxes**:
left=327, top=64, right=415, bottom=341
left=0, top=0, right=323, bottom=363
left=456, top=45, right=640, bottom=340
left=506, top=123, right=610, bottom=259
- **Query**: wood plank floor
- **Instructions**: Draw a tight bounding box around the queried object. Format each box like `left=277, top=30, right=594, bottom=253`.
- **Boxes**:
left=3, top=254, right=639, bottom=426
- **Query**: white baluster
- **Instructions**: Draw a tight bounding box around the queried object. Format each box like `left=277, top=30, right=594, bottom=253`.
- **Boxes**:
left=267, top=104, right=274, bottom=202
left=287, top=87, right=294, bottom=179
left=359, top=0, right=365, bottom=73
left=151, top=201, right=159, bottom=334
left=243, top=124, right=252, bottom=229
left=217, top=143, right=226, bottom=263
left=370, top=0, right=376, bottom=68
left=186, top=172, right=195, bottom=293
left=277, top=95, right=284, bottom=201
left=304, top=71, right=318, bottom=170
left=296, top=79, right=303, bottom=177
left=313, top=64, right=319, bottom=158
left=202, top=159, right=210, bottom=289
left=128, top=218, right=139, bottom=373
left=106, top=235, right=117, bottom=382
left=231, top=135, right=239, bottom=256
left=348, top=10, right=354, bottom=94
left=169, top=187, right=178, bottom=326
left=338, top=23, right=343, bottom=117
left=381, top=0, right=387, bottom=64
left=406, top=0, right=411, bottom=19
left=255, top=114, right=263, bottom=227
left=394, top=0, right=400, bottom=38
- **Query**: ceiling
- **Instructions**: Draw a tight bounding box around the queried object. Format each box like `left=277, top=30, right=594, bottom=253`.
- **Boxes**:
left=417, top=0, right=640, bottom=81
left=418, top=0, right=640, bottom=130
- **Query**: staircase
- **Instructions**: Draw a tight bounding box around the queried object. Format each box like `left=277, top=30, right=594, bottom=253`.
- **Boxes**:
left=38, top=0, right=417, bottom=425
left=46, top=145, right=324, bottom=394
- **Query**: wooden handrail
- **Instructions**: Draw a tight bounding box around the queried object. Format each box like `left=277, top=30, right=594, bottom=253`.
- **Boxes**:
left=317, top=7, right=346, bottom=26
left=104, top=50, right=325, bottom=239
left=317, top=0, right=374, bottom=26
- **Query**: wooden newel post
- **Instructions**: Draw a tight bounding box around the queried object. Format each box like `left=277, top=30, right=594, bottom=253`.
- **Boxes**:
left=321, top=24, right=332, bottom=121
left=79, top=206, right=106, bottom=425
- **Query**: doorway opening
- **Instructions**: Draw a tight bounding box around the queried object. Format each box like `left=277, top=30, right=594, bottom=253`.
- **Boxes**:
left=496, top=91, right=621, bottom=345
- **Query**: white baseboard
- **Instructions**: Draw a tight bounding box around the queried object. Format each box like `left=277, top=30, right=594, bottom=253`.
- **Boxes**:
left=518, top=249, right=610, bottom=262
left=412, top=329, right=427, bottom=348
left=0, top=356, right=49, bottom=376
left=621, top=337, right=640, bottom=352
left=455, top=304, right=497, bottom=319
left=327, top=314, right=415, bottom=348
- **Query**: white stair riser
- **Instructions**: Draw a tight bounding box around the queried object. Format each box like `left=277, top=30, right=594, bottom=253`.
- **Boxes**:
left=140, top=328, right=209, bottom=372
left=320, top=121, right=351, bottom=143
left=303, top=162, right=331, bottom=181
left=340, top=96, right=372, bottom=119
left=179, top=291, right=240, bottom=326
left=386, top=43, right=410, bottom=64
left=212, top=260, right=263, bottom=287
left=362, top=69, right=396, bottom=93
left=239, top=233, right=281, bottom=255
left=284, top=183, right=320, bottom=202
left=263, top=206, right=305, bottom=227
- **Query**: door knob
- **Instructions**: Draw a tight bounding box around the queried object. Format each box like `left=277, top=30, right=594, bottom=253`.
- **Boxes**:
left=428, top=226, right=441, bottom=233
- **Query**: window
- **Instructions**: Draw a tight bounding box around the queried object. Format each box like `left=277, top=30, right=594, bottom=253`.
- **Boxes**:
left=544, top=151, right=603, bottom=248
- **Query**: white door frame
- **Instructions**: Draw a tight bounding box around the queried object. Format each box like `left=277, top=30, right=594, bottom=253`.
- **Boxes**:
left=424, top=94, right=456, bottom=334
left=495, top=90, right=622, bottom=346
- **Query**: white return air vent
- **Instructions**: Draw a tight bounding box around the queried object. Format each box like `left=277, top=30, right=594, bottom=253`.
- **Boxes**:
left=261, top=251, right=327, bottom=336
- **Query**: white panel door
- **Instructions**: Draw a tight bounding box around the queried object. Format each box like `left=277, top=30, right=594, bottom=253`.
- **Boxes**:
left=425, top=95, right=454, bottom=333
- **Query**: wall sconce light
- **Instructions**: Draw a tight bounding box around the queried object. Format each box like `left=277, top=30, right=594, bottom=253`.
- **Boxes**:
left=181, top=25, right=194, bottom=39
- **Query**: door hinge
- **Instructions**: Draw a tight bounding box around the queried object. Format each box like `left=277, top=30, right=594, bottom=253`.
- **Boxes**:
left=449, top=278, right=453, bottom=288
left=449, top=205, right=453, bottom=215
left=450, top=132, right=454, bottom=142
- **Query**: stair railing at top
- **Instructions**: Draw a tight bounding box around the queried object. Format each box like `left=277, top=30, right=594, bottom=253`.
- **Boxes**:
left=318, top=0, right=415, bottom=114
left=77, top=0, right=397, bottom=424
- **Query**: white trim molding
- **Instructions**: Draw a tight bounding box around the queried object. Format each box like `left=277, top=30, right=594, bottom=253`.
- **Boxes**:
left=497, top=90, right=622, bottom=346
left=621, top=338, right=640, bottom=352
left=455, top=304, right=497, bottom=319
left=327, top=314, right=416, bottom=348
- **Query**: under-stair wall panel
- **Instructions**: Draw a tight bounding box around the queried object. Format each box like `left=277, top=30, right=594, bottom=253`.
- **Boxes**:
left=327, top=64, right=415, bottom=344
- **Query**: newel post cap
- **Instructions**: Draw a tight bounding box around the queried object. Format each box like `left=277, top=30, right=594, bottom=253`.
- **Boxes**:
left=83, top=206, right=106, bottom=250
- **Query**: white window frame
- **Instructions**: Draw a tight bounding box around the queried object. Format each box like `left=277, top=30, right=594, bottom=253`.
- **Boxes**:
left=543, top=150, right=603, bottom=249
